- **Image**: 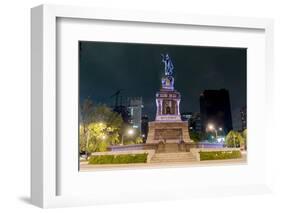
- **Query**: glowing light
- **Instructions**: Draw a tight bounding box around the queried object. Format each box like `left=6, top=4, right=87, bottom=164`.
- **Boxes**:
left=208, top=124, right=214, bottom=130
left=127, top=129, right=134, bottom=135
left=219, top=127, right=223, bottom=131
left=216, top=137, right=225, bottom=143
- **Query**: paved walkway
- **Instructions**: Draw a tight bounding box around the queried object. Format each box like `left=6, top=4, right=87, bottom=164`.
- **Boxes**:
left=80, top=152, right=247, bottom=172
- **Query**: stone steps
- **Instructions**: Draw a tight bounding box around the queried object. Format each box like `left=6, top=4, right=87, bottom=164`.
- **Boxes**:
left=150, top=152, right=196, bottom=163
left=153, top=153, right=194, bottom=157
left=156, top=143, right=189, bottom=153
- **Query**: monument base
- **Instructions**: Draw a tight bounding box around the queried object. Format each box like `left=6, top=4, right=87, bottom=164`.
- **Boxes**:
left=146, top=121, right=191, bottom=144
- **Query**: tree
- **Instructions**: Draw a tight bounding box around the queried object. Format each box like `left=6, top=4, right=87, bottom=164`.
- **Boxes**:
left=189, top=131, right=205, bottom=143
left=79, top=98, right=95, bottom=158
left=123, top=135, right=143, bottom=145
left=226, top=130, right=245, bottom=148
left=242, top=129, right=247, bottom=150
left=79, top=102, right=124, bottom=157
left=91, top=105, right=123, bottom=145
left=135, top=136, right=143, bottom=144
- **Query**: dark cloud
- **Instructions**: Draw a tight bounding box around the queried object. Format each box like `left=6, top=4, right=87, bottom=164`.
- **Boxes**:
left=79, top=41, right=246, bottom=128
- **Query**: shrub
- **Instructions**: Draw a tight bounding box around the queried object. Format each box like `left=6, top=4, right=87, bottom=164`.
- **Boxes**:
left=88, top=155, right=114, bottom=164
left=242, top=129, right=247, bottom=150
left=226, top=131, right=244, bottom=148
left=189, top=131, right=207, bottom=143
left=88, top=153, right=148, bottom=164
left=200, top=150, right=241, bottom=161
left=95, top=141, right=108, bottom=152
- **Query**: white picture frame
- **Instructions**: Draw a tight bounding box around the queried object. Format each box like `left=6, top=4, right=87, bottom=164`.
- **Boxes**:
left=31, top=4, right=274, bottom=208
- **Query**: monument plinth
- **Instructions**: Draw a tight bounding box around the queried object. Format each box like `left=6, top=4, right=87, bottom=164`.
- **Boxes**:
left=146, top=54, right=191, bottom=144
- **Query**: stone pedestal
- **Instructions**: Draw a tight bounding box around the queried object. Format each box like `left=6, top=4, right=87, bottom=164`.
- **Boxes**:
left=146, top=121, right=191, bottom=144
left=146, top=54, right=191, bottom=144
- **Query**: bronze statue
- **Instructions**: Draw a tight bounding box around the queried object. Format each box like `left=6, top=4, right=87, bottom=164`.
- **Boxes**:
left=161, top=53, right=174, bottom=76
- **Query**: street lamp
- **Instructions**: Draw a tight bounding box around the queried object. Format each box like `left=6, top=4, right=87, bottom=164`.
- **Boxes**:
left=121, top=128, right=135, bottom=145
left=208, top=124, right=214, bottom=130
left=128, top=129, right=134, bottom=136
left=207, top=123, right=217, bottom=138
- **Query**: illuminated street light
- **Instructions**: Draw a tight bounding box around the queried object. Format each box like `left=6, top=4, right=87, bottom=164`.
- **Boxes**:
left=207, top=123, right=217, bottom=139
left=128, top=129, right=134, bottom=135
left=208, top=124, right=214, bottom=130
left=219, top=127, right=223, bottom=131
left=121, top=128, right=135, bottom=145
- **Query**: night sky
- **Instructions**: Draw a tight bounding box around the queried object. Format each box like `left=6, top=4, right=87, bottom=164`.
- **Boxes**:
left=79, top=41, right=246, bottom=130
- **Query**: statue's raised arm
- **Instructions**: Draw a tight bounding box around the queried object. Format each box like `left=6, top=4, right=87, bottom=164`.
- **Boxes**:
left=161, top=53, right=174, bottom=76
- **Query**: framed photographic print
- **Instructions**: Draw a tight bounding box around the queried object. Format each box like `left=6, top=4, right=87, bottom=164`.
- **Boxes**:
left=78, top=41, right=247, bottom=171
left=31, top=4, right=274, bottom=208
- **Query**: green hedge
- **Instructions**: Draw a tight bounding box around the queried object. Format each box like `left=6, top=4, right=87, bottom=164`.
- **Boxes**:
left=88, top=153, right=148, bottom=164
left=199, top=150, right=241, bottom=161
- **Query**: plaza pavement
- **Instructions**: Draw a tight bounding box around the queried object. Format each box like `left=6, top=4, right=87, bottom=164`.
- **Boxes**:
left=79, top=152, right=247, bottom=172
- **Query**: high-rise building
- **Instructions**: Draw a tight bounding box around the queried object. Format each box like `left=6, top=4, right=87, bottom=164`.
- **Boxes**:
left=181, top=112, right=193, bottom=126
left=240, top=106, right=247, bottom=130
left=127, top=97, right=143, bottom=133
left=188, top=112, right=202, bottom=133
left=113, top=105, right=130, bottom=124
left=200, top=89, right=233, bottom=134
left=181, top=112, right=202, bottom=132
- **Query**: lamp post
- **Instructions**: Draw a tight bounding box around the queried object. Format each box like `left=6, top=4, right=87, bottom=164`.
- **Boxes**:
left=218, top=127, right=224, bottom=136
left=207, top=124, right=217, bottom=138
left=121, top=128, right=135, bottom=145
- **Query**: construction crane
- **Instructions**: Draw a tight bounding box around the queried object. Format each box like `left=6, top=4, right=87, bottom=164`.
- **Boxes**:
left=110, top=89, right=123, bottom=107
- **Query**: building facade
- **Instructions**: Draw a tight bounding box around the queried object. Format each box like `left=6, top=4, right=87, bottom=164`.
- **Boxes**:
left=181, top=112, right=193, bottom=126
left=200, top=89, right=233, bottom=134
left=113, top=105, right=130, bottom=124
left=240, top=106, right=247, bottom=131
left=127, top=97, right=143, bottom=133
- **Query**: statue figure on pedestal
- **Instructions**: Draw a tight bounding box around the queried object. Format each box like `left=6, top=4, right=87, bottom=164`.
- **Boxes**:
left=146, top=53, right=191, bottom=144
left=161, top=53, right=174, bottom=76
left=161, top=54, right=175, bottom=90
